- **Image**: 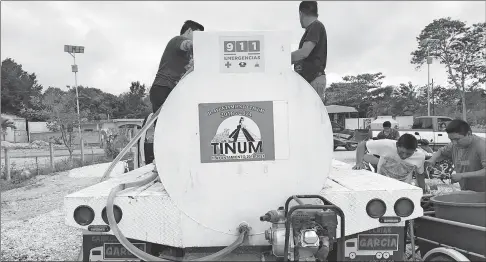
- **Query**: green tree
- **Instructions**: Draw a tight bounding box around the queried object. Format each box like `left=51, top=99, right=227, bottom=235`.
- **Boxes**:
left=41, top=91, right=88, bottom=157
left=367, top=85, right=395, bottom=117
left=117, top=81, right=151, bottom=119
left=1, top=58, right=43, bottom=119
left=390, top=82, right=427, bottom=116
left=65, top=85, right=121, bottom=121
left=325, top=73, right=385, bottom=117
left=411, top=18, right=486, bottom=120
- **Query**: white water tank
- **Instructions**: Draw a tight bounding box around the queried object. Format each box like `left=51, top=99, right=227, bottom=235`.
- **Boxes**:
left=153, top=31, right=334, bottom=235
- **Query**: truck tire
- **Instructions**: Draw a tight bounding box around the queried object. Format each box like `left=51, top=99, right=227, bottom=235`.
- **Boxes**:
left=426, top=254, right=456, bottom=262
left=423, top=247, right=469, bottom=262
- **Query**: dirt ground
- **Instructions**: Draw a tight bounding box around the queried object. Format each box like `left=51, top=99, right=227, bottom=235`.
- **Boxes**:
left=1, top=171, right=101, bottom=261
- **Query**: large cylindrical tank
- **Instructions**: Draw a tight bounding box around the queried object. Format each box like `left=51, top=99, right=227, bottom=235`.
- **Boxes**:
left=153, top=31, right=334, bottom=236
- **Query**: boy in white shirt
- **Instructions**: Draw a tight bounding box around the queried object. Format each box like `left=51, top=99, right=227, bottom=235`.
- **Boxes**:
left=353, top=134, right=426, bottom=190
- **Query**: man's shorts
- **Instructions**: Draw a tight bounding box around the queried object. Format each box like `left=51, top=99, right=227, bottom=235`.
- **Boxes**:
left=149, top=84, right=174, bottom=127
left=310, top=74, right=326, bottom=101
left=149, top=84, right=173, bottom=114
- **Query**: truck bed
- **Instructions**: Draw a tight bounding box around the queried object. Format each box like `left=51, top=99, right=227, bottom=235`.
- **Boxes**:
left=65, top=160, right=423, bottom=247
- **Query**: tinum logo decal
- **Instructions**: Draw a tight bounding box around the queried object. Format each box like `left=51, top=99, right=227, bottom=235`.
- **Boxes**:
left=210, top=116, right=264, bottom=160
left=198, top=101, right=275, bottom=163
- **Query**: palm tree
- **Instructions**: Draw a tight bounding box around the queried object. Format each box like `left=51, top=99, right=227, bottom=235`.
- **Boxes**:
left=1, top=116, right=16, bottom=140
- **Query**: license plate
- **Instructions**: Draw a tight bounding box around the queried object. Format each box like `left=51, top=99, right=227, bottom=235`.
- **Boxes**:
left=103, top=242, right=146, bottom=260
left=357, top=234, right=399, bottom=251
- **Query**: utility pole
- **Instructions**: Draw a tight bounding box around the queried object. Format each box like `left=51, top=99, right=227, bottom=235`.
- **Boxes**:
left=64, top=45, right=85, bottom=145
left=427, top=48, right=431, bottom=116
left=422, top=38, right=439, bottom=116
left=431, top=78, right=434, bottom=116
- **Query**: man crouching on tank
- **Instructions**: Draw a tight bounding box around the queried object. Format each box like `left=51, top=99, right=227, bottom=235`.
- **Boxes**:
left=352, top=134, right=427, bottom=192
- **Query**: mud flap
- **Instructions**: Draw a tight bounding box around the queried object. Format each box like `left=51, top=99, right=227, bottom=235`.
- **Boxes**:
left=81, top=230, right=152, bottom=262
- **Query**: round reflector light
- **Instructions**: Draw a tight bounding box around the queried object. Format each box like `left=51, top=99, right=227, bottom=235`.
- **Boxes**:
left=102, top=205, right=123, bottom=224
left=366, top=199, right=386, bottom=218
left=73, top=205, right=95, bottom=226
left=394, top=198, right=414, bottom=217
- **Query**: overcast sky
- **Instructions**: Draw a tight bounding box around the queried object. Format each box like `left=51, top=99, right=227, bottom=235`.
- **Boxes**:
left=1, top=1, right=485, bottom=95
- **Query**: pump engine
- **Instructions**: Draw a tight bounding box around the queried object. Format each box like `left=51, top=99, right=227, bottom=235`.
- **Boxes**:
left=261, top=205, right=338, bottom=261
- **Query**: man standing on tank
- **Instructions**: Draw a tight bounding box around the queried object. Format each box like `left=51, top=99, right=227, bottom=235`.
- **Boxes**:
left=149, top=20, right=204, bottom=115
left=146, top=20, right=203, bottom=166
left=291, top=1, right=328, bottom=102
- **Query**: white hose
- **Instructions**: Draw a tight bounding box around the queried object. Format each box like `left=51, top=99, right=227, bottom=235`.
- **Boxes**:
left=103, top=68, right=250, bottom=261
left=106, top=171, right=250, bottom=261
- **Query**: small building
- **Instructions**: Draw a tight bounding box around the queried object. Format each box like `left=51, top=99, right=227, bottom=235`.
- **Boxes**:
left=1, top=114, right=28, bottom=143
left=326, top=105, right=359, bottom=127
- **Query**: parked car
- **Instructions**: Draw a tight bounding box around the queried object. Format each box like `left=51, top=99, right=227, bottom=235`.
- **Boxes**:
left=371, top=116, right=486, bottom=151
left=331, top=121, right=358, bottom=151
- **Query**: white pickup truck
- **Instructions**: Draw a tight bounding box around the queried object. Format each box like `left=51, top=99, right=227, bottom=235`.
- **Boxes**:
left=371, top=116, right=486, bottom=151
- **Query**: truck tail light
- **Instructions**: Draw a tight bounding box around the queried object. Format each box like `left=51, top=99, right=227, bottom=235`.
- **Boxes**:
left=394, top=198, right=414, bottom=217
left=73, top=205, right=95, bottom=226
left=366, top=199, right=386, bottom=218
left=101, top=205, right=123, bottom=224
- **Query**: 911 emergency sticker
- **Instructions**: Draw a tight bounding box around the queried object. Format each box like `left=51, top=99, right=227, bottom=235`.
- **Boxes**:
left=220, top=35, right=265, bottom=74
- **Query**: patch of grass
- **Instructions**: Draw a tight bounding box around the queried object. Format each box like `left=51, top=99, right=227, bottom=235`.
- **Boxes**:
left=0, top=155, right=112, bottom=192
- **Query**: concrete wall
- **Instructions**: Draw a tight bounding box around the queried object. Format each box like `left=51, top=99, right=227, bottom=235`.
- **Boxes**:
left=4, top=127, right=15, bottom=142
left=345, top=118, right=374, bottom=130
left=101, top=122, right=117, bottom=130
left=346, top=116, right=414, bottom=130
left=30, top=131, right=101, bottom=145
left=1, top=116, right=27, bottom=142
left=28, top=122, right=49, bottom=133
left=82, top=123, right=100, bottom=132
left=3, top=118, right=143, bottom=143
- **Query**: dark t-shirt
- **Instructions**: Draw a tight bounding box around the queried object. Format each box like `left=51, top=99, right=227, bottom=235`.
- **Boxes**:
left=377, top=129, right=400, bottom=140
left=152, top=36, right=192, bottom=88
left=438, top=135, right=486, bottom=192
left=296, top=20, right=327, bottom=83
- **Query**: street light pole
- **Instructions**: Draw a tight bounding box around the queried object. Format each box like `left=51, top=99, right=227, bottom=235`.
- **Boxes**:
left=73, top=53, right=81, bottom=141
left=64, top=45, right=85, bottom=144
left=431, top=78, right=434, bottom=116
left=422, top=38, right=439, bottom=116
left=427, top=47, right=431, bottom=116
